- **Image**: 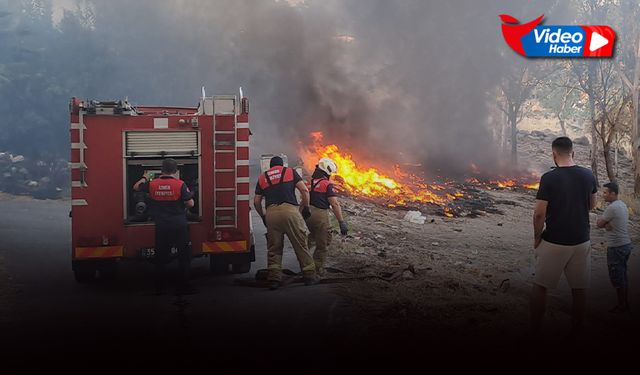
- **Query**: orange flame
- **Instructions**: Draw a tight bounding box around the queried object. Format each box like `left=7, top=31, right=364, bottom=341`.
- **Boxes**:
left=301, top=132, right=455, bottom=206
left=299, top=132, right=540, bottom=214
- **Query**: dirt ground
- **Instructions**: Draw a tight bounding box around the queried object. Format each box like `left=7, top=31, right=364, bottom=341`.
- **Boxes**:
left=318, top=131, right=640, bottom=345
left=1, top=129, right=638, bottom=364
left=0, top=192, right=35, bottom=324
left=0, top=254, right=14, bottom=324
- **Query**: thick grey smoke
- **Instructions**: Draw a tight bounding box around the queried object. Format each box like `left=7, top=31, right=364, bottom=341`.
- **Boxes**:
left=76, top=1, right=561, bottom=176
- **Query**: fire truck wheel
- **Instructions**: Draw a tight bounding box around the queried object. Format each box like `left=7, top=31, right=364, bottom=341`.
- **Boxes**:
left=209, top=257, right=229, bottom=274
left=98, top=260, right=118, bottom=281
left=231, top=263, right=251, bottom=274
left=73, top=262, right=97, bottom=283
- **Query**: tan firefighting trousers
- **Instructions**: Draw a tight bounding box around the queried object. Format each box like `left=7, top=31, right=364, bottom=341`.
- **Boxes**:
left=306, top=206, right=332, bottom=276
left=265, top=203, right=316, bottom=281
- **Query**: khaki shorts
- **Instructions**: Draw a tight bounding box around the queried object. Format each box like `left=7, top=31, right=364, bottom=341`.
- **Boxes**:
left=534, top=239, right=591, bottom=289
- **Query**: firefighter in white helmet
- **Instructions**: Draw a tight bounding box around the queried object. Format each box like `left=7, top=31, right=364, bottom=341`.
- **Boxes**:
left=305, top=157, right=348, bottom=277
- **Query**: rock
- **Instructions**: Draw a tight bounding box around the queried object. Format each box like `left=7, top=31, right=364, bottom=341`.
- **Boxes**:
left=431, top=242, right=439, bottom=246
left=355, top=249, right=365, bottom=255
left=401, top=270, right=415, bottom=280
left=403, top=210, right=426, bottom=224
left=574, top=136, right=590, bottom=146
left=499, top=278, right=510, bottom=292
left=26, top=180, right=38, bottom=187
left=10, top=155, right=25, bottom=163
left=531, top=130, right=546, bottom=138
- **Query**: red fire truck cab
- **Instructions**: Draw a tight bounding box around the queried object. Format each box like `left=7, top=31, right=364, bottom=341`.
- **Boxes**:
left=69, top=95, right=254, bottom=282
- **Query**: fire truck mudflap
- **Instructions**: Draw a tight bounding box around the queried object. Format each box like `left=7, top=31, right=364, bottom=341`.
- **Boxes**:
left=69, top=94, right=255, bottom=283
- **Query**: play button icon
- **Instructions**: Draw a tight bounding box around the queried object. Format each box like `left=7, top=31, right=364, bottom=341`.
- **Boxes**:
left=589, top=31, right=609, bottom=52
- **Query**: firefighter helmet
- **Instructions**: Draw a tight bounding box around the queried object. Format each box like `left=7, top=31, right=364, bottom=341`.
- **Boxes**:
left=318, top=157, right=337, bottom=176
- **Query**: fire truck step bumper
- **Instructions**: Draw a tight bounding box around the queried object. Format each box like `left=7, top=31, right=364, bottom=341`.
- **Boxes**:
left=202, top=241, right=247, bottom=253
left=74, top=246, right=124, bottom=259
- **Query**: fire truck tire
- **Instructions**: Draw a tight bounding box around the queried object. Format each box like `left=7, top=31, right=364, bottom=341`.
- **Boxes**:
left=209, top=258, right=229, bottom=274
left=231, top=262, right=251, bottom=274
left=73, top=262, right=97, bottom=283
left=98, top=260, right=118, bottom=281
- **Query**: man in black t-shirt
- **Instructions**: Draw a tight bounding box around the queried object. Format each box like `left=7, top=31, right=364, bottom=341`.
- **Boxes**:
left=531, top=137, right=597, bottom=337
left=254, top=156, right=317, bottom=289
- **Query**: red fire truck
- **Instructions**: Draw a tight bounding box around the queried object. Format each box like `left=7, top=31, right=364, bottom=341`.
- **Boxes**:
left=69, top=94, right=254, bottom=282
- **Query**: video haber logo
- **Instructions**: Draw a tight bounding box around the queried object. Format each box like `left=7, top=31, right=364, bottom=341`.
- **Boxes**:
left=500, top=14, right=615, bottom=58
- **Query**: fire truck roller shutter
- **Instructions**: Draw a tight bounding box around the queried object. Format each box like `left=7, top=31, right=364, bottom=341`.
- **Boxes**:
left=125, top=131, right=199, bottom=158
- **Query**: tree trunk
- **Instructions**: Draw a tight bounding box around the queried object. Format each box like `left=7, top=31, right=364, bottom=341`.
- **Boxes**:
left=591, top=125, right=599, bottom=186
left=603, top=143, right=616, bottom=183
left=559, top=118, right=567, bottom=136
left=500, top=112, right=507, bottom=153
left=587, top=63, right=599, bottom=186
left=510, top=113, right=518, bottom=165
left=633, top=91, right=640, bottom=196
left=615, top=135, right=619, bottom=178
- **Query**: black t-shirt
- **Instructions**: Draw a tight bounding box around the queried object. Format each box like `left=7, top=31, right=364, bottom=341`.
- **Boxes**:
left=310, top=178, right=337, bottom=209
left=255, top=166, right=302, bottom=207
left=536, top=166, right=597, bottom=245
left=140, top=176, right=193, bottom=226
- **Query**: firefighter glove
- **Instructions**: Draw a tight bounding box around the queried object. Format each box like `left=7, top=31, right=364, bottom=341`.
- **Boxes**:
left=302, top=206, right=311, bottom=220
left=339, top=221, right=348, bottom=235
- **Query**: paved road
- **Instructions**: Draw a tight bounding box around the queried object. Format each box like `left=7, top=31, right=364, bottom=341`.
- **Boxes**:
left=0, top=196, right=354, bottom=369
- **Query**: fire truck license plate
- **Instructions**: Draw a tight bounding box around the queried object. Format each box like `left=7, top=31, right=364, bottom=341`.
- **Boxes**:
left=139, top=248, right=156, bottom=258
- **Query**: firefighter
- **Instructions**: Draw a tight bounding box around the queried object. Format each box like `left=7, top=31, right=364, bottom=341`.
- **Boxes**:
left=133, top=158, right=196, bottom=295
left=254, top=156, right=318, bottom=290
left=306, top=158, right=348, bottom=277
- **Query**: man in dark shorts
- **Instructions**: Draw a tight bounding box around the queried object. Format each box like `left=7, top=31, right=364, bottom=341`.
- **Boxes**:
left=531, top=137, right=598, bottom=337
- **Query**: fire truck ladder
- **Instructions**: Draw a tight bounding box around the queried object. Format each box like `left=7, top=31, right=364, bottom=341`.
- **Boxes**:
left=213, top=96, right=238, bottom=229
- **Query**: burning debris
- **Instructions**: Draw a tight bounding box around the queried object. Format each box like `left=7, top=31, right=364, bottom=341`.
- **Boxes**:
left=300, top=132, right=539, bottom=217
